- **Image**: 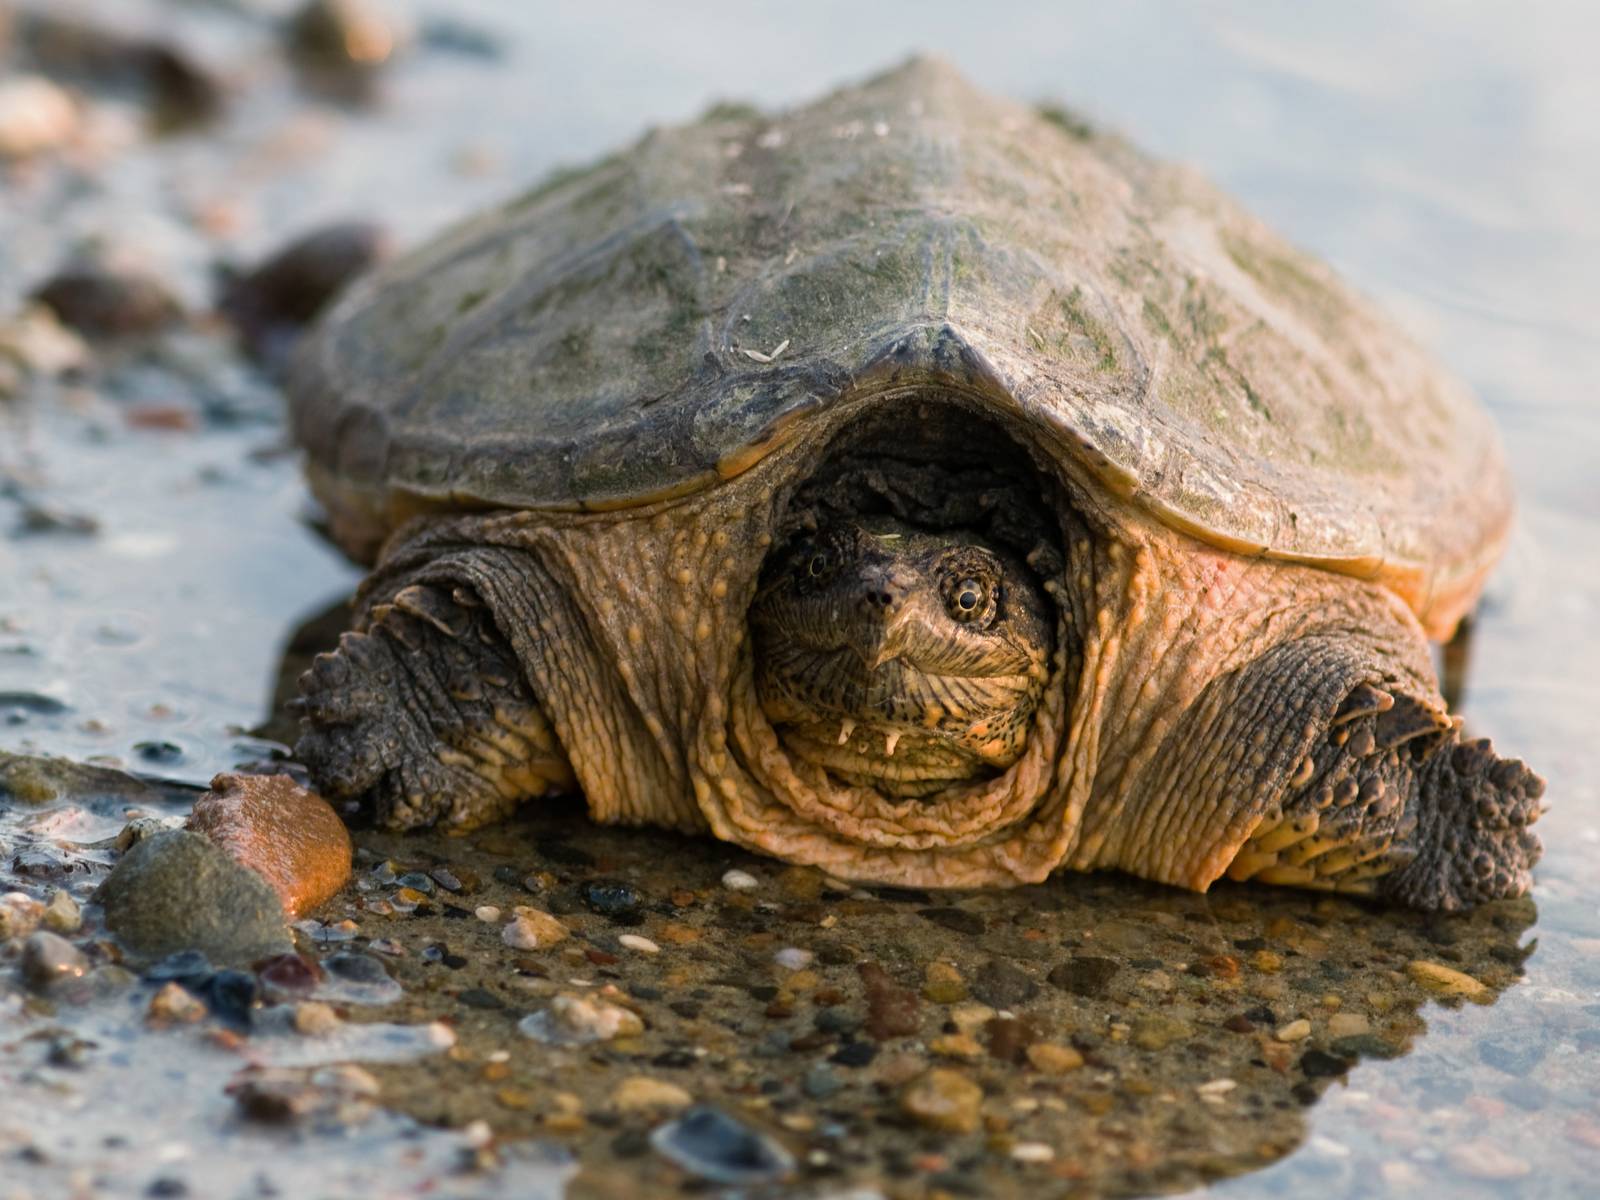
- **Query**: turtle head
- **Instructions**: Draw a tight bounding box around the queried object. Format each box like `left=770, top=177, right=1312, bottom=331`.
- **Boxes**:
left=750, top=516, right=1053, bottom=795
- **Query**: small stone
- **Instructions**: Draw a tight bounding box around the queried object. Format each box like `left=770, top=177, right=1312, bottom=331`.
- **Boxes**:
left=519, top=993, right=643, bottom=1045
left=96, top=831, right=291, bottom=967
left=20, top=931, right=88, bottom=991
left=1406, top=960, right=1489, bottom=1002
left=721, top=869, right=759, bottom=892
left=1299, top=1049, right=1353, bottom=1078
left=801, top=1065, right=841, bottom=1098
left=1252, top=950, right=1284, bottom=973
left=611, top=1076, right=692, bottom=1113
left=1327, top=1012, right=1370, bottom=1038
left=949, top=1002, right=997, bottom=1036
left=1446, top=1140, right=1531, bottom=1180
left=776, top=866, right=823, bottom=901
left=985, top=1015, right=1037, bottom=1063
left=900, top=1068, right=983, bottom=1134
left=922, top=961, right=967, bottom=1003
left=32, top=267, right=183, bottom=340
left=502, top=907, right=569, bottom=950
left=0, top=892, right=45, bottom=941
left=474, top=905, right=501, bottom=922
left=774, top=947, right=813, bottom=971
left=1047, top=956, right=1119, bottom=997
left=0, top=77, right=77, bottom=159
left=1275, top=1018, right=1312, bottom=1042
left=287, top=0, right=407, bottom=70
left=292, top=1001, right=342, bottom=1036
left=1129, top=1013, right=1192, bottom=1050
left=650, top=1107, right=795, bottom=1185
left=147, top=981, right=207, bottom=1026
left=618, top=934, right=660, bottom=955
left=219, top=222, right=391, bottom=362
left=580, top=878, right=645, bottom=923
left=41, top=890, right=82, bottom=935
left=1025, top=1042, right=1084, bottom=1074
left=1011, top=1142, right=1054, bottom=1164
left=930, top=1033, right=983, bottom=1060
left=970, top=958, right=1037, bottom=1008
left=187, top=774, right=352, bottom=919
left=859, top=961, right=919, bottom=1040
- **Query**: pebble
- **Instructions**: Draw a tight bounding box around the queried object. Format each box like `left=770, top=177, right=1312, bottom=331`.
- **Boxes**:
left=922, top=961, right=967, bottom=1003
left=41, top=890, right=82, bottom=935
left=930, top=1033, right=983, bottom=1060
left=859, top=961, right=919, bottom=1039
left=970, top=958, right=1037, bottom=1007
left=218, top=222, right=390, bottom=361
left=949, top=1002, right=997, bottom=1036
left=292, top=1001, right=342, bottom=1036
left=774, top=947, right=813, bottom=971
left=474, top=905, right=501, bottom=922
left=501, top=906, right=569, bottom=950
left=611, top=1076, right=692, bottom=1113
left=721, top=869, right=758, bottom=892
left=519, top=993, right=643, bottom=1045
left=1327, top=1012, right=1370, bottom=1038
left=1129, top=1013, right=1192, bottom=1051
left=147, top=981, right=207, bottom=1026
left=1047, top=955, right=1119, bottom=997
left=32, top=267, right=183, bottom=340
left=1406, top=960, right=1489, bottom=1002
left=618, top=934, right=660, bottom=955
left=1446, top=1140, right=1532, bottom=1180
left=1025, top=1042, right=1084, bottom=1074
left=801, top=1064, right=841, bottom=1099
left=900, top=1068, right=983, bottom=1134
left=288, top=0, right=407, bottom=70
left=1275, top=1018, right=1312, bottom=1042
left=0, top=892, right=45, bottom=941
left=186, top=774, right=352, bottom=919
left=1011, top=1142, right=1055, bottom=1164
left=95, top=831, right=291, bottom=966
left=20, top=931, right=88, bottom=991
left=0, top=77, right=77, bottom=159
left=649, top=1107, right=795, bottom=1185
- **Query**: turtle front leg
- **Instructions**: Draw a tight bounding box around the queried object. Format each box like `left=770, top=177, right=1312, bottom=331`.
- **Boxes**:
left=295, top=580, right=574, bottom=831
left=1227, top=684, right=1543, bottom=910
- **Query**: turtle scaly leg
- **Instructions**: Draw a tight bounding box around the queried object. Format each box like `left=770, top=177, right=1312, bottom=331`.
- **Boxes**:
left=295, top=581, right=574, bottom=830
left=1227, top=686, right=1543, bottom=909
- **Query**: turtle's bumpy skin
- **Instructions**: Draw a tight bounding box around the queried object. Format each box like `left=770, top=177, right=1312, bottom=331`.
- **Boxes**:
left=289, top=59, right=1542, bottom=908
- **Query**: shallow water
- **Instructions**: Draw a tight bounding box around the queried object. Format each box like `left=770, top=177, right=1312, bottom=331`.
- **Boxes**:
left=2, top=1, right=1597, bottom=1197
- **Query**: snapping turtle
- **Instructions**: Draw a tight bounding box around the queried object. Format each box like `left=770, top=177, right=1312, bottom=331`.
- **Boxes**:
left=290, top=58, right=1541, bottom=908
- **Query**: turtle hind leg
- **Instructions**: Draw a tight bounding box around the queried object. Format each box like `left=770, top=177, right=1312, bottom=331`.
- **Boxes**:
left=1227, top=689, right=1543, bottom=910
left=294, top=581, right=574, bottom=831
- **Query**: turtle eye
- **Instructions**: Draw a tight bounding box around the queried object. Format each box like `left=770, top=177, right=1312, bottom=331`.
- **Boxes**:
left=947, top=577, right=993, bottom=624
left=804, top=550, right=834, bottom=581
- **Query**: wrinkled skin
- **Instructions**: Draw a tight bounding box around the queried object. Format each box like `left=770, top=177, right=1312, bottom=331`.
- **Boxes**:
left=750, top=517, right=1054, bottom=797
left=296, top=401, right=1542, bottom=910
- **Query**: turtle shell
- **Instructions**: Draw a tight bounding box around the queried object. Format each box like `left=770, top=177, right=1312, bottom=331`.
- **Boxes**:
left=290, top=56, right=1511, bottom=637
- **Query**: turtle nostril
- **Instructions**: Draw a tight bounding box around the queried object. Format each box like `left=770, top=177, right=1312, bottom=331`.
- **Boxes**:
left=867, top=590, right=895, bottom=609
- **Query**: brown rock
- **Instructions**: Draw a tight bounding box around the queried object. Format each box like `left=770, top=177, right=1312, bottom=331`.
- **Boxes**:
left=860, top=961, right=920, bottom=1040
left=1026, top=1042, right=1084, bottom=1074
left=187, top=774, right=351, bottom=918
left=900, top=1068, right=983, bottom=1134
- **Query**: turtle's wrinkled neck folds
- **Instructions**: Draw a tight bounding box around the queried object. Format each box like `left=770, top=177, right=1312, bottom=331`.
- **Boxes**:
left=750, top=516, right=1054, bottom=796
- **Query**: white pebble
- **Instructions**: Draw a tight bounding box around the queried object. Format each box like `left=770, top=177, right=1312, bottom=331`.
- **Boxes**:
left=721, top=869, right=759, bottom=891
left=618, top=934, right=660, bottom=955
left=1011, top=1142, right=1055, bottom=1163
left=1275, top=1018, right=1312, bottom=1042
left=774, top=947, right=814, bottom=971
left=474, top=905, right=501, bottom=922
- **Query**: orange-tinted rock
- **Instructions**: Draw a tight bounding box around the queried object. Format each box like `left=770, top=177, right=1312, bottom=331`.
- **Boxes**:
left=187, top=774, right=351, bottom=918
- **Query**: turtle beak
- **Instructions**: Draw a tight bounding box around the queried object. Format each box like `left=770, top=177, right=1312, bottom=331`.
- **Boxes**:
left=846, top=563, right=918, bottom=669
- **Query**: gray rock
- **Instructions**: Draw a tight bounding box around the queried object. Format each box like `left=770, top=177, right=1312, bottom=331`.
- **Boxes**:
left=95, top=830, right=291, bottom=966
left=970, top=959, right=1038, bottom=1008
